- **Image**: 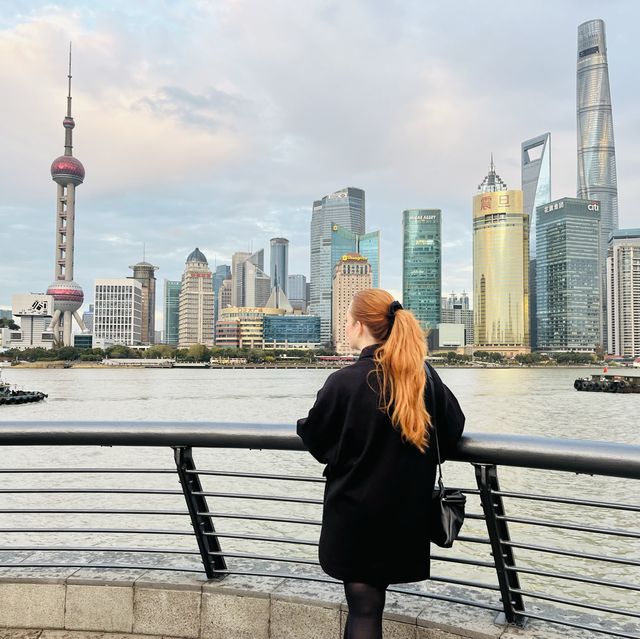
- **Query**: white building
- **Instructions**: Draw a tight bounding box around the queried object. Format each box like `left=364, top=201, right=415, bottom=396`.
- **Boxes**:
left=94, top=279, right=142, bottom=346
left=9, top=294, right=56, bottom=350
left=178, top=248, right=214, bottom=348
left=607, top=229, right=640, bottom=357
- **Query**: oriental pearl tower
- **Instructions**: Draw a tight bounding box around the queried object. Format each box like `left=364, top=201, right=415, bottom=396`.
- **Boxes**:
left=47, top=45, right=88, bottom=346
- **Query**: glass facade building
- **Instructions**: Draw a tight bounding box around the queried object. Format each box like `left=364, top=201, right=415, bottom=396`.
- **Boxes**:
left=163, top=280, right=181, bottom=345
left=287, top=274, right=307, bottom=311
left=213, top=265, right=231, bottom=325
left=522, top=133, right=551, bottom=350
left=263, top=314, right=321, bottom=345
left=577, top=19, right=618, bottom=349
left=330, top=225, right=380, bottom=288
left=310, top=187, right=365, bottom=344
left=270, top=238, right=289, bottom=294
left=536, top=198, right=601, bottom=352
left=473, top=163, right=529, bottom=350
left=402, top=209, right=441, bottom=332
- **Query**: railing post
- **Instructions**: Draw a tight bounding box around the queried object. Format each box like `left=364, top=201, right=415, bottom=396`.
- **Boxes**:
left=174, top=446, right=227, bottom=579
left=474, top=463, right=526, bottom=627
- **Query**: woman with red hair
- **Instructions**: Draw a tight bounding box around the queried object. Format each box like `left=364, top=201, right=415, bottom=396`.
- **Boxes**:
left=297, top=288, right=465, bottom=639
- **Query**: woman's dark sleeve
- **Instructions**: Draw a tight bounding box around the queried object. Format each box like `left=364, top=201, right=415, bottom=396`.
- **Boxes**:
left=296, top=372, right=344, bottom=465
left=426, top=363, right=465, bottom=461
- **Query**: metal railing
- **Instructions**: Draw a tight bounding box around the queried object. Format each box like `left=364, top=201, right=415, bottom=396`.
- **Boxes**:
left=0, top=422, right=638, bottom=638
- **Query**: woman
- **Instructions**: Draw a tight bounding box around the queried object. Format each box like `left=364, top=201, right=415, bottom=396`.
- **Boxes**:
left=297, top=289, right=465, bottom=639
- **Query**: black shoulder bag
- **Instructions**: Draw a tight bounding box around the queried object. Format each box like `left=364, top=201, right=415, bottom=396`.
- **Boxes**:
left=427, top=369, right=466, bottom=548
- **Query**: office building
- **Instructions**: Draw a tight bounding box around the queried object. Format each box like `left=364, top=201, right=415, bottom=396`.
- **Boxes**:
left=9, top=294, right=56, bottom=350
left=607, top=229, right=640, bottom=357
left=46, top=51, right=88, bottom=345
left=213, top=264, right=231, bottom=324
left=232, top=250, right=270, bottom=308
left=217, top=277, right=232, bottom=318
left=522, top=134, right=551, bottom=349
left=82, top=304, right=94, bottom=334
left=129, top=260, right=158, bottom=344
left=331, top=225, right=380, bottom=288
left=441, top=296, right=473, bottom=346
left=94, top=279, right=142, bottom=346
left=332, top=254, right=372, bottom=354
left=437, top=323, right=466, bottom=349
left=473, top=159, right=529, bottom=354
left=288, top=274, right=308, bottom=312
left=263, top=315, right=321, bottom=349
left=577, top=19, right=619, bottom=348
left=536, top=198, right=601, bottom=352
left=163, top=280, right=181, bottom=345
left=216, top=306, right=286, bottom=349
left=270, top=238, right=289, bottom=294
left=178, top=248, right=214, bottom=348
left=403, top=209, right=441, bottom=333
left=310, top=187, right=365, bottom=343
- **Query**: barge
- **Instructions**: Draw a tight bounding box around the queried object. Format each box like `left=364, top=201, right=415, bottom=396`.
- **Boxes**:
left=574, top=373, right=640, bottom=393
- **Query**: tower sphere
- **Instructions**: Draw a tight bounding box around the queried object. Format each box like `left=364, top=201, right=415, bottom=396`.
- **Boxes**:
left=46, top=280, right=84, bottom=313
left=63, top=116, right=75, bottom=129
left=51, top=155, right=85, bottom=186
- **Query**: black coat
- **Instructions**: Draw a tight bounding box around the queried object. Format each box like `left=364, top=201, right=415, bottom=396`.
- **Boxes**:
left=296, top=345, right=465, bottom=585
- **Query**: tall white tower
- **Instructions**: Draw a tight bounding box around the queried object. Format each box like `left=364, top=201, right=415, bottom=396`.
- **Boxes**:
left=46, top=45, right=87, bottom=346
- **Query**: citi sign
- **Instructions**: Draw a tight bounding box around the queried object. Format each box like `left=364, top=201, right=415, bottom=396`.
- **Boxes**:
left=588, top=202, right=600, bottom=211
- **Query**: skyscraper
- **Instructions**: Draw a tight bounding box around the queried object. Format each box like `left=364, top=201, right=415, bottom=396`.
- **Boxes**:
left=607, top=229, right=640, bottom=357
left=129, top=260, right=158, bottom=344
left=287, top=274, right=308, bottom=312
left=310, top=187, right=365, bottom=343
left=270, top=238, right=289, bottom=294
left=473, top=160, right=529, bottom=353
left=213, top=264, right=231, bottom=325
left=330, top=225, right=380, bottom=288
left=163, top=280, right=181, bottom=346
left=178, top=248, right=214, bottom=348
left=536, top=198, right=601, bottom=352
left=402, top=210, right=441, bottom=333
left=231, top=250, right=269, bottom=307
left=522, top=134, right=551, bottom=350
left=332, top=254, right=372, bottom=355
left=46, top=47, right=88, bottom=346
left=94, top=279, right=142, bottom=346
left=577, top=19, right=618, bottom=348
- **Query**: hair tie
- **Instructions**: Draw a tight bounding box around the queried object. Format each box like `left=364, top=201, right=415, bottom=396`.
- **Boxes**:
left=385, top=301, right=403, bottom=338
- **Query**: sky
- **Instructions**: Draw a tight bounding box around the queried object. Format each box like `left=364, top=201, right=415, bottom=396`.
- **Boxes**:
left=1, top=1, right=639, bottom=325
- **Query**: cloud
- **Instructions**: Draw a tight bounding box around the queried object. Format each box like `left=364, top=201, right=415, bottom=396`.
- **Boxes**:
left=1, top=0, right=639, bottom=320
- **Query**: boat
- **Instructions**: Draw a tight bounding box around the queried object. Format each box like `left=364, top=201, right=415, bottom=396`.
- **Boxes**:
left=574, top=373, right=640, bottom=393
left=0, top=372, right=48, bottom=405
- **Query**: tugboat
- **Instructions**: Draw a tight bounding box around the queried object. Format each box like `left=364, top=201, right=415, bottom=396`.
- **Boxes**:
left=574, top=372, right=640, bottom=393
left=0, top=373, right=48, bottom=405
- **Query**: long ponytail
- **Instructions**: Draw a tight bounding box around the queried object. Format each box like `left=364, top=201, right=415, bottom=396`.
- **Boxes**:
left=350, top=289, right=431, bottom=452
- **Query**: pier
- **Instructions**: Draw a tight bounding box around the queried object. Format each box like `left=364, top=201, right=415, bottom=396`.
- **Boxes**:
left=0, top=422, right=638, bottom=638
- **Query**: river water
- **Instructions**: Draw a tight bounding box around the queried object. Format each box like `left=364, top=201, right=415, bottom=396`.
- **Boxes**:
left=0, top=366, right=638, bottom=627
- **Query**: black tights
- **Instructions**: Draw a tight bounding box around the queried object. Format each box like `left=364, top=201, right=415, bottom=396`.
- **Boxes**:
left=343, top=582, right=387, bottom=639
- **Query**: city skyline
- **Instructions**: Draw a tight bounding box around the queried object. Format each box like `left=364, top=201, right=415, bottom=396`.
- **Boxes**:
left=1, top=4, right=639, bottom=321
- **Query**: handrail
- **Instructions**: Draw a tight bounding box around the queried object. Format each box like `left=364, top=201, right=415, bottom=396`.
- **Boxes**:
left=1, top=421, right=640, bottom=479
left=0, top=421, right=639, bottom=637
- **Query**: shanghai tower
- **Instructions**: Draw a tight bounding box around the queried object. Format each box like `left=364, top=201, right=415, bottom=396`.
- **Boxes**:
left=577, top=19, right=618, bottom=349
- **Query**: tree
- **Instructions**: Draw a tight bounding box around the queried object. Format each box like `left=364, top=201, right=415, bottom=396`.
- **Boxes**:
left=186, top=344, right=209, bottom=361
left=0, top=318, right=19, bottom=331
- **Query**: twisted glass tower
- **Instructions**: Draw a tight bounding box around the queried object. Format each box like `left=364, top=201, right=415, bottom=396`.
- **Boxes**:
left=577, top=19, right=618, bottom=348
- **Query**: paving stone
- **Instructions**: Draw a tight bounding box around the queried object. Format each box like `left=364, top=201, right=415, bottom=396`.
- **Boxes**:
left=271, top=577, right=345, bottom=607
left=64, top=584, right=133, bottom=633
left=201, top=591, right=270, bottom=639
left=416, top=599, right=503, bottom=639
left=202, top=573, right=285, bottom=598
left=40, top=631, right=149, bottom=639
left=132, top=586, right=201, bottom=638
left=0, top=630, right=43, bottom=639
left=0, top=583, right=65, bottom=629
left=270, top=598, right=341, bottom=639
left=340, top=610, right=417, bottom=639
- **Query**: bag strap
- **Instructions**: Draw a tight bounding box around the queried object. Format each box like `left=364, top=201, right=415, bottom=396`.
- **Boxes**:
left=426, top=364, right=445, bottom=492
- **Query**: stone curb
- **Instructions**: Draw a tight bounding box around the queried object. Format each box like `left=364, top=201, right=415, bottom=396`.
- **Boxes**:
left=0, top=572, right=613, bottom=638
